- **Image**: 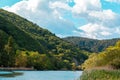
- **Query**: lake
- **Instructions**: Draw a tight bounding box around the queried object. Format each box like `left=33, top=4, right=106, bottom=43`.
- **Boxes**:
left=0, top=71, right=82, bottom=80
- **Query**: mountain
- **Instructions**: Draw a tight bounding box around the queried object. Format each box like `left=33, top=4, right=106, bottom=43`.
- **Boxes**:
left=63, top=37, right=120, bottom=52
left=0, top=9, right=88, bottom=70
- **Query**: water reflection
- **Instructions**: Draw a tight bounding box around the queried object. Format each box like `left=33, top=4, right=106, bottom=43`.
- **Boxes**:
left=0, top=71, right=23, bottom=77
left=0, top=71, right=82, bottom=80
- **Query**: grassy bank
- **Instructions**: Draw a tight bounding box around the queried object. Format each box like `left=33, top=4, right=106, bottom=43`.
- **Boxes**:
left=79, top=69, right=120, bottom=80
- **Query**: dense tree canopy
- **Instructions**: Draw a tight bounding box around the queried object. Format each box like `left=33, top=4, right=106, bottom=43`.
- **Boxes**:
left=0, top=9, right=88, bottom=70
left=82, top=41, right=120, bottom=69
left=63, top=37, right=120, bottom=52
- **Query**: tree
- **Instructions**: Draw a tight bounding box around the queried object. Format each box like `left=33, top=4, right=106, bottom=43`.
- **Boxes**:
left=4, top=36, right=16, bottom=66
left=15, top=50, right=28, bottom=67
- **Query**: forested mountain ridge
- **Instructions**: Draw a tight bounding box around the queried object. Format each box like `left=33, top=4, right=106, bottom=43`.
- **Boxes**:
left=0, top=9, right=88, bottom=70
left=63, top=37, right=120, bottom=52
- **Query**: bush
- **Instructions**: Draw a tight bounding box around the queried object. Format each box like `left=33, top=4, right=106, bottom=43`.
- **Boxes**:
left=80, top=70, right=120, bottom=80
left=109, top=58, right=120, bottom=69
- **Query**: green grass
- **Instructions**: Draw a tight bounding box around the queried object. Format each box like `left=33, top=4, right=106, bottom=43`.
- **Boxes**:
left=80, top=69, right=120, bottom=80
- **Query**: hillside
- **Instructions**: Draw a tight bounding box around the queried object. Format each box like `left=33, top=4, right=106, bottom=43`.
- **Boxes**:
left=63, top=37, right=120, bottom=52
left=80, top=41, right=120, bottom=80
left=0, top=9, right=88, bottom=70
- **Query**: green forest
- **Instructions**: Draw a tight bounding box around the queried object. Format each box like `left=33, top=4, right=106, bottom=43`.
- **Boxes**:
left=0, top=9, right=88, bottom=70
left=0, top=9, right=120, bottom=79
left=63, top=37, right=120, bottom=52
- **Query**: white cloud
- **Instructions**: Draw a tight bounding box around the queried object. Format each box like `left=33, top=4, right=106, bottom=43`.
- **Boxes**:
left=77, top=23, right=120, bottom=39
left=78, top=23, right=112, bottom=39
left=49, top=1, right=71, bottom=10
left=100, top=31, right=111, bottom=36
left=88, top=10, right=120, bottom=27
left=89, top=10, right=116, bottom=21
left=72, top=0, right=101, bottom=15
left=71, top=0, right=120, bottom=39
left=3, top=0, right=120, bottom=39
left=76, top=9, right=120, bottom=39
left=116, top=28, right=120, bottom=34
left=3, top=0, right=76, bottom=36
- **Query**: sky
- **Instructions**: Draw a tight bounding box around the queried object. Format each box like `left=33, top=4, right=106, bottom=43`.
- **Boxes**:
left=0, top=0, right=120, bottom=39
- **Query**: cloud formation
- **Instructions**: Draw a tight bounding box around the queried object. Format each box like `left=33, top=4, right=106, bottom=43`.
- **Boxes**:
left=4, top=0, right=76, bottom=36
left=71, top=0, right=120, bottom=39
left=72, top=0, right=101, bottom=15
left=3, top=0, right=120, bottom=39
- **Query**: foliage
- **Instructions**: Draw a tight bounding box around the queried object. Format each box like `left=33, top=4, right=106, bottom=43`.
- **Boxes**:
left=63, top=37, right=120, bottom=52
left=82, top=41, right=120, bottom=69
left=80, top=70, right=120, bottom=80
left=15, top=50, right=28, bottom=67
left=15, top=50, right=76, bottom=70
left=0, top=9, right=88, bottom=70
left=4, top=36, right=16, bottom=66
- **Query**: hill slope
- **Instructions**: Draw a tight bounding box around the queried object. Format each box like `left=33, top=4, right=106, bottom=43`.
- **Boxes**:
left=0, top=15, right=44, bottom=53
left=0, top=9, right=88, bottom=69
left=63, top=37, right=120, bottom=52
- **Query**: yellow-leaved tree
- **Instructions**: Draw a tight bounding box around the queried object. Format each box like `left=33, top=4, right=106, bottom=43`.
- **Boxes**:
left=82, top=41, right=120, bottom=69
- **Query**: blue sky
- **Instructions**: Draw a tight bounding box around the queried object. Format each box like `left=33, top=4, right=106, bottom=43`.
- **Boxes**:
left=101, top=0, right=120, bottom=14
left=0, top=0, right=120, bottom=39
left=0, top=0, right=21, bottom=7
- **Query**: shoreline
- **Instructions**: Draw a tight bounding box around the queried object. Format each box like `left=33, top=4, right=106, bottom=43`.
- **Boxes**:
left=0, top=67, right=34, bottom=71
left=0, top=67, right=83, bottom=71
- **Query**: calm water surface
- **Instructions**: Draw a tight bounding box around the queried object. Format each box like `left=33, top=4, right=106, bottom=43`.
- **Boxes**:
left=0, top=71, right=82, bottom=80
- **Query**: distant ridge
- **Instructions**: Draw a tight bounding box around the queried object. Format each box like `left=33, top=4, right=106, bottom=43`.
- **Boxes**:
left=63, top=36, right=120, bottom=52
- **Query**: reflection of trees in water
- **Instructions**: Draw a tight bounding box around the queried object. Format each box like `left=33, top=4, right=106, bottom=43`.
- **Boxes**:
left=0, top=71, right=23, bottom=77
